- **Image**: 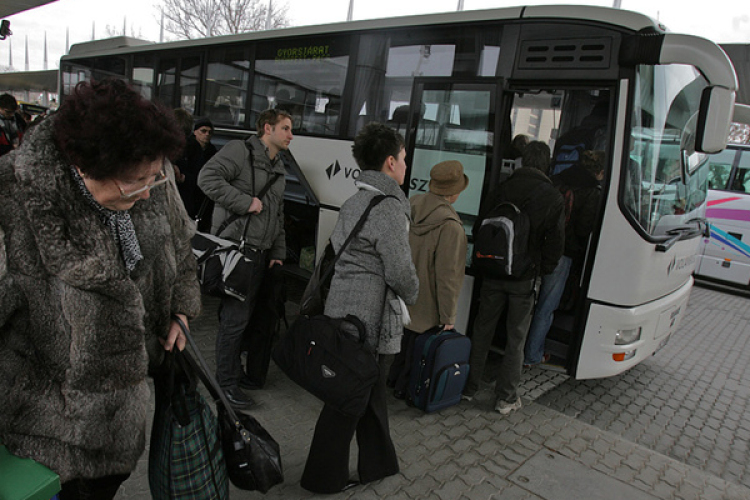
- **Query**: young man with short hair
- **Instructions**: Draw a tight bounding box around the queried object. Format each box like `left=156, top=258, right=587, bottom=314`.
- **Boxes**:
left=198, top=108, right=293, bottom=409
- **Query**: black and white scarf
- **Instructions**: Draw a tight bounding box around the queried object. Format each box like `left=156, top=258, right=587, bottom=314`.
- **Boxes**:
left=70, top=167, right=143, bottom=273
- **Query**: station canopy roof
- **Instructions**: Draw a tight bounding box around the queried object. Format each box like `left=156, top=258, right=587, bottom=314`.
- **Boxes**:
left=0, top=0, right=58, bottom=19
left=0, top=69, right=57, bottom=92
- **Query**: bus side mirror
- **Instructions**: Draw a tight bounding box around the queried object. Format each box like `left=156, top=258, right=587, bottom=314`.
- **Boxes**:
left=695, top=86, right=735, bottom=154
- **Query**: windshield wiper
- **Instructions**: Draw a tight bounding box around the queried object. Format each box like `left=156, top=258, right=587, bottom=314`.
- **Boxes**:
left=655, top=220, right=706, bottom=253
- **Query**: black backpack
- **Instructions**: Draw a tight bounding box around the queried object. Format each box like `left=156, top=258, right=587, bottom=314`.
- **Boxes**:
left=472, top=187, right=539, bottom=279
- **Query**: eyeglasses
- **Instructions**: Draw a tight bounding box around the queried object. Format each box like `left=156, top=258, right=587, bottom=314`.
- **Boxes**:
left=114, top=165, right=169, bottom=200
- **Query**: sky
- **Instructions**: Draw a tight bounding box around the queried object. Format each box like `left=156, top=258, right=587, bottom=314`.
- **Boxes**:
left=2, top=0, right=749, bottom=72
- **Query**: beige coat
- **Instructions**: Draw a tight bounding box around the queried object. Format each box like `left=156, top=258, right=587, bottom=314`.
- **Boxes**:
left=407, top=192, right=467, bottom=333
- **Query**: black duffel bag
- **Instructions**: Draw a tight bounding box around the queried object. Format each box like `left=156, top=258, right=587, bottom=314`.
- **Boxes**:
left=192, top=231, right=257, bottom=302
left=272, top=314, right=379, bottom=417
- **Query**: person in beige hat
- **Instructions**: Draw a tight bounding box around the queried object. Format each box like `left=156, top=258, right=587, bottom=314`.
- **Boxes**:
left=387, top=159, right=469, bottom=399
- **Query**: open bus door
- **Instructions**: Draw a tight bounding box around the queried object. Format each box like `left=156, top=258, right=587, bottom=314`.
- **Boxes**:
left=399, top=78, right=501, bottom=334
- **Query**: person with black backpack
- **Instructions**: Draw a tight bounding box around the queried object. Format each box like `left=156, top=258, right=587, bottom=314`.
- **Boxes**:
left=464, top=141, right=564, bottom=415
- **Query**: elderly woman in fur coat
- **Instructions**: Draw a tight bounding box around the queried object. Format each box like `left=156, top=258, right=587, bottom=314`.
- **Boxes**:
left=0, top=79, right=202, bottom=498
left=300, top=122, right=419, bottom=494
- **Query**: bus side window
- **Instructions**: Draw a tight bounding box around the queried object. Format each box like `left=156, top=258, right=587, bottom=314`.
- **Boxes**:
left=735, top=153, right=750, bottom=193
left=706, top=152, right=734, bottom=190
left=733, top=167, right=749, bottom=193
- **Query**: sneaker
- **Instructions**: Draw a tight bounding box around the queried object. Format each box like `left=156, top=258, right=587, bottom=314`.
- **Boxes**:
left=523, top=354, right=551, bottom=368
left=461, top=392, right=475, bottom=402
left=495, top=397, right=522, bottom=415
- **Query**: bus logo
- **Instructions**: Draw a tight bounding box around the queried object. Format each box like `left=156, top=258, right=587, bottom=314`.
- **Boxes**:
left=326, top=161, right=342, bottom=179
left=326, top=160, right=360, bottom=180
left=666, top=255, right=695, bottom=276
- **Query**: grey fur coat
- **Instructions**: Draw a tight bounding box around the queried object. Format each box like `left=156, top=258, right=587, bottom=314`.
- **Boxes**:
left=0, top=119, right=202, bottom=482
left=324, top=170, right=419, bottom=354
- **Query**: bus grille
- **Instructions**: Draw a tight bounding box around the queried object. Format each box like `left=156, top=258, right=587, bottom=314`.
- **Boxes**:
left=518, top=38, right=612, bottom=70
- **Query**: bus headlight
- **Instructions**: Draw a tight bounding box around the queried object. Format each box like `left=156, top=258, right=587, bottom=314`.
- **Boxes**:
left=615, top=327, right=641, bottom=346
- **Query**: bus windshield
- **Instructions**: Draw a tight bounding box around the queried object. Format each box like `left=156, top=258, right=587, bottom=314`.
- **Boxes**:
left=623, top=64, right=710, bottom=237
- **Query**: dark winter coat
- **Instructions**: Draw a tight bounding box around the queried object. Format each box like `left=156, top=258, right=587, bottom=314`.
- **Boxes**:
left=0, top=118, right=202, bottom=482
left=324, top=170, right=419, bottom=354
left=552, top=163, right=602, bottom=265
left=176, top=134, right=217, bottom=219
left=475, top=167, right=565, bottom=280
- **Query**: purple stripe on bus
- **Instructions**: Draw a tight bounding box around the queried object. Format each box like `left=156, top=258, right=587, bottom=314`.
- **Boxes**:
left=706, top=208, right=750, bottom=222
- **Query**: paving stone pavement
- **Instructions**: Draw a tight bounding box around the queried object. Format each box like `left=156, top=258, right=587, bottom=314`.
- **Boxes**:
left=115, top=282, right=750, bottom=499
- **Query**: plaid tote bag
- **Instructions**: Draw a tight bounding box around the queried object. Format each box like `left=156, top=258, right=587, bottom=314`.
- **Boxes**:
left=149, top=349, right=229, bottom=500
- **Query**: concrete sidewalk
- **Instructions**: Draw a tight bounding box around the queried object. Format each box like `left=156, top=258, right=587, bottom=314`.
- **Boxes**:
left=116, top=289, right=750, bottom=500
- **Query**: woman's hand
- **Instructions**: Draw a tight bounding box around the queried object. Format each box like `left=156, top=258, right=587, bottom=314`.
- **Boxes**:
left=161, top=313, right=188, bottom=352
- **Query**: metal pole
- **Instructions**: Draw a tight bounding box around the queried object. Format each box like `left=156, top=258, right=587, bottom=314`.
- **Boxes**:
left=265, top=0, right=273, bottom=30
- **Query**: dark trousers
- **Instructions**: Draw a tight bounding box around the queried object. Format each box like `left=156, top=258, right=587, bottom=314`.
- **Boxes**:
left=215, top=249, right=267, bottom=389
left=301, top=356, right=398, bottom=493
left=59, top=473, right=130, bottom=500
left=466, top=277, right=535, bottom=403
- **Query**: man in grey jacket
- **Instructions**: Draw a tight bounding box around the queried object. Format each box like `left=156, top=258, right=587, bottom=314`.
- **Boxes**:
left=198, top=108, right=292, bottom=408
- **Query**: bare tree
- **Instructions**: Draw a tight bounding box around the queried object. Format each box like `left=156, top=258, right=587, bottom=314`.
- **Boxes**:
left=159, top=0, right=290, bottom=40
left=104, top=23, right=144, bottom=39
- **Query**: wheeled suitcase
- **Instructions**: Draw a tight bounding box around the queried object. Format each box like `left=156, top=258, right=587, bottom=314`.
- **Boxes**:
left=407, top=327, right=471, bottom=413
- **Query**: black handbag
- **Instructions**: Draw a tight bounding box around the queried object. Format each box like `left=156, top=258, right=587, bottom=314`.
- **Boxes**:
left=272, top=314, right=380, bottom=417
left=148, top=349, right=229, bottom=500
left=173, top=317, right=284, bottom=493
left=299, top=194, right=394, bottom=316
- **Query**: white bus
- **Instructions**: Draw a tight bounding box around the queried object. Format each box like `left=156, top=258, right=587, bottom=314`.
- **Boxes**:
left=60, top=5, right=736, bottom=379
left=695, top=104, right=750, bottom=288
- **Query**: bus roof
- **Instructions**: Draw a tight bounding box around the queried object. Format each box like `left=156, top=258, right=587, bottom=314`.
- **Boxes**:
left=64, top=4, right=663, bottom=59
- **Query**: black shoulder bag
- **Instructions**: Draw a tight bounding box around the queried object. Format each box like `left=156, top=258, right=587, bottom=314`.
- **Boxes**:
left=173, top=316, right=284, bottom=493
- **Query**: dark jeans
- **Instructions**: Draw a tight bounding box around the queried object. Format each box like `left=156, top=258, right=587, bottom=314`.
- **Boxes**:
left=466, top=277, right=535, bottom=403
left=215, top=248, right=267, bottom=389
left=59, top=473, right=130, bottom=500
left=301, top=356, right=398, bottom=493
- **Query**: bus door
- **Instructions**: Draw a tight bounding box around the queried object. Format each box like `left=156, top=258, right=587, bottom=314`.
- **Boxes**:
left=400, top=79, right=500, bottom=333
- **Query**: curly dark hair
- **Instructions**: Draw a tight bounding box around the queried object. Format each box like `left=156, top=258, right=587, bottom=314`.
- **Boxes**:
left=351, top=122, right=404, bottom=171
left=53, top=79, right=185, bottom=180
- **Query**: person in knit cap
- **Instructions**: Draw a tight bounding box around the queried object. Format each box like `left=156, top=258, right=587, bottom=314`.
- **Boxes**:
left=387, top=159, right=469, bottom=400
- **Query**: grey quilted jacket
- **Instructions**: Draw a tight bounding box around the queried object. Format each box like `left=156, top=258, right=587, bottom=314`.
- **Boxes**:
left=197, top=135, right=286, bottom=261
left=324, top=170, right=419, bottom=354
